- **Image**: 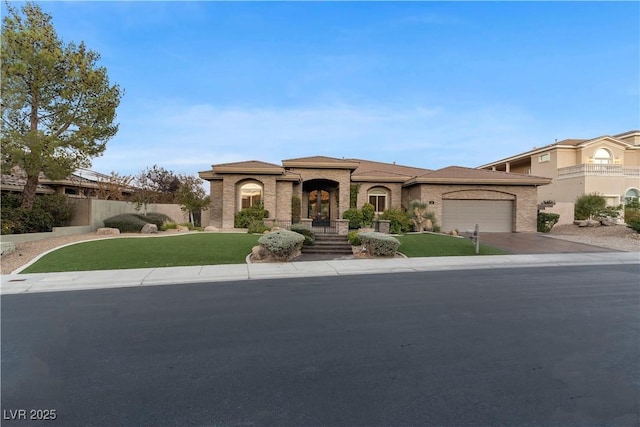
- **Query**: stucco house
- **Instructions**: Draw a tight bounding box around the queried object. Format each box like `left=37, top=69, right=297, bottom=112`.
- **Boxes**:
left=198, top=156, right=550, bottom=233
left=478, top=130, right=640, bottom=223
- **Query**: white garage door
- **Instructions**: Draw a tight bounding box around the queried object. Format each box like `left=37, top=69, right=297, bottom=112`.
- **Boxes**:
left=442, top=200, right=514, bottom=232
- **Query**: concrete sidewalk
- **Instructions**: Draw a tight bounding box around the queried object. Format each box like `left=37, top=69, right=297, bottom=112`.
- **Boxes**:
left=2, top=252, right=638, bottom=295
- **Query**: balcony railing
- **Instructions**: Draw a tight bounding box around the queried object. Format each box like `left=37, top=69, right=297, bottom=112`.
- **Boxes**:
left=558, top=164, right=640, bottom=178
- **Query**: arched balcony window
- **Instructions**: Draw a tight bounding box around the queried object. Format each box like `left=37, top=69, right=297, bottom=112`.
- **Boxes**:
left=593, top=148, right=612, bottom=164
left=240, top=182, right=262, bottom=209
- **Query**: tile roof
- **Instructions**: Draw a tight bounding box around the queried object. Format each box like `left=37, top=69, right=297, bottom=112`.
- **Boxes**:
left=349, top=158, right=431, bottom=177
left=282, top=155, right=351, bottom=163
left=212, top=160, right=283, bottom=169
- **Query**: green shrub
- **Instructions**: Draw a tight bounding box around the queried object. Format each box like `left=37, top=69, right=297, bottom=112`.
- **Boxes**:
left=161, top=222, right=178, bottom=231
left=235, top=205, right=269, bottom=228
left=33, top=194, right=74, bottom=227
left=380, top=208, right=412, bottom=234
left=537, top=212, right=560, bottom=233
left=359, top=231, right=400, bottom=257
left=290, top=224, right=315, bottom=245
left=0, top=194, right=73, bottom=234
left=247, top=219, right=269, bottom=234
left=129, top=213, right=163, bottom=228
left=2, top=208, right=54, bottom=234
left=347, top=230, right=362, bottom=246
left=362, top=203, right=375, bottom=227
left=1, top=193, right=22, bottom=210
left=575, top=193, right=606, bottom=220
left=343, top=208, right=363, bottom=229
left=350, top=184, right=361, bottom=209
left=145, top=212, right=173, bottom=226
left=627, top=219, right=640, bottom=233
left=625, top=204, right=640, bottom=223
left=103, top=214, right=148, bottom=232
left=258, top=229, right=305, bottom=261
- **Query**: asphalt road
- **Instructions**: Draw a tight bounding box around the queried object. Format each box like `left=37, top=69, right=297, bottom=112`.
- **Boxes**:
left=2, top=265, right=639, bottom=427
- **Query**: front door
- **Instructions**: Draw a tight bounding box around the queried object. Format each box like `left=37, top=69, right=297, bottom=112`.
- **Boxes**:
left=308, top=189, right=330, bottom=225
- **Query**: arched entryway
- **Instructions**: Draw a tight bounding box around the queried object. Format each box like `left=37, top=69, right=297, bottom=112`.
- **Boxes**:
left=303, top=179, right=339, bottom=227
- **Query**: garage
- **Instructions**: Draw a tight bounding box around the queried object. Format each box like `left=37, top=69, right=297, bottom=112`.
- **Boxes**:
left=442, top=199, right=514, bottom=232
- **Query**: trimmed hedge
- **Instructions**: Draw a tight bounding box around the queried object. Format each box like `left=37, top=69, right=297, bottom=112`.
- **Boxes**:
left=342, top=208, right=363, bottom=229
left=347, top=230, right=362, bottom=246
left=258, top=229, right=305, bottom=261
left=104, top=214, right=149, bottom=233
left=145, top=212, right=173, bottom=226
left=235, top=206, right=269, bottom=228
left=359, top=231, right=400, bottom=257
left=290, top=224, right=315, bottom=246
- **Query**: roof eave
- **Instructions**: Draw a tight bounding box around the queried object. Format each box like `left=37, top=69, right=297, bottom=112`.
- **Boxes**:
left=404, top=178, right=551, bottom=186
left=478, top=145, right=580, bottom=169
left=282, top=160, right=360, bottom=170
left=211, top=167, right=284, bottom=175
left=351, top=175, right=409, bottom=183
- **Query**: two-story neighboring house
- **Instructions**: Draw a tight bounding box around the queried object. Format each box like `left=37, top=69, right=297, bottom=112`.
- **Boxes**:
left=478, top=130, right=640, bottom=223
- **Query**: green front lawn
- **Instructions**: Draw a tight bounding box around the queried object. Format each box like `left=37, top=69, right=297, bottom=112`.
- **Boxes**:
left=396, top=233, right=507, bottom=257
left=21, top=234, right=260, bottom=274
left=21, top=231, right=506, bottom=274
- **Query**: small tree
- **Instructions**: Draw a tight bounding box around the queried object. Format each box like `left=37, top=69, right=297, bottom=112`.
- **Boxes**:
left=131, top=165, right=182, bottom=213
left=1, top=3, right=122, bottom=209
left=574, top=193, right=621, bottom=221
left=176, top=175, right=211, bottom=226
left=574, top=193, right=606, bottom=220
left=291, top=195, right=301, bottom=224
left=96, top=171, right=133, bottom=201
left=362, top=202, right=375, bottom=227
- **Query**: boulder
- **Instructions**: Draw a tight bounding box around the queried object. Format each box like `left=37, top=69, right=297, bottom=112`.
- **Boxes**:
left=586, top=220, right=600, bottom=227
left=97, top=227, right=120, bottom=235
left=251, top=245, right=266, bottom=261
left=204, top=226, right=218, bottom=232
left=176, top=225, right=190, bottom=232
left=1, top=242, right=16, bottom=257
left=140, top=223, right=158, bottom=234
left=599, top=217, right=618, bottom=226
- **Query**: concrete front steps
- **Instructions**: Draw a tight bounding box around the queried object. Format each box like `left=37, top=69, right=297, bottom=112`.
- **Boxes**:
left=302, top=234, right=353, bottom=255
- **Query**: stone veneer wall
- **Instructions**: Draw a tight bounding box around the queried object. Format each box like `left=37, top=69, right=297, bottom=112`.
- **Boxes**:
left=208, top=179, right=224, bottom=228
left=403, top=184, right=539, bottom=232
left=216, top=175, right=276, bottom=229
left=275, top=181, right=294, bottom=222
left=289, top=168, right=352, bottom=220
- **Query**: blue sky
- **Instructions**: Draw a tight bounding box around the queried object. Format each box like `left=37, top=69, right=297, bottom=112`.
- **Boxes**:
left=8, top=1, right=640, bottom=177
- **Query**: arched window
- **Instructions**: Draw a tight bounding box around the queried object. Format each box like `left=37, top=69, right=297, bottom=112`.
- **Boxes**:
left=625, top=188, right=640, bottom=205
left=593, top=148, right=612, bottom=164
left=368, top=187, right=388, bottom=214
left=240, top=182, right=262, bottom=209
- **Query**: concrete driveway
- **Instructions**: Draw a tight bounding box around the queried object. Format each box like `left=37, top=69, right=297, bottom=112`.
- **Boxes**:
left=478, top=232, right=617, bottom=254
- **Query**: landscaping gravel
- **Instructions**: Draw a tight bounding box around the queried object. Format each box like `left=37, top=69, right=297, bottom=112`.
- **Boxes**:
left=545, top=224, right=640, bottom=253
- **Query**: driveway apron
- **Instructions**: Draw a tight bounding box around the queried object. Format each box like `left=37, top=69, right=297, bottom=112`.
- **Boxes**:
left=478, top=232, right=617, bottom=254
